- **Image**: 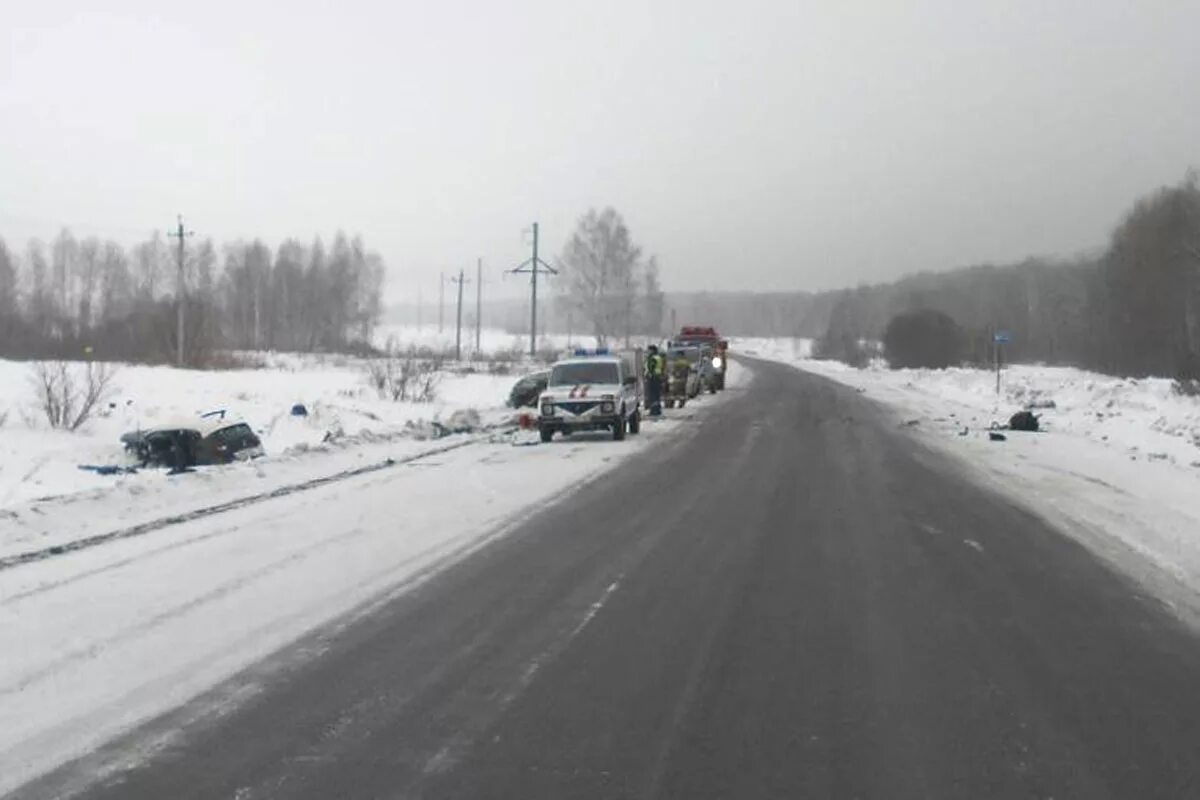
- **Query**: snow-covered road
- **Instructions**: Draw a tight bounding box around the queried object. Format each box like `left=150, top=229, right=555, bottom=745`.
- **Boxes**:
left=0, top=380, right=735, bottom=794
left=740, top=338, right=1200, bottom=621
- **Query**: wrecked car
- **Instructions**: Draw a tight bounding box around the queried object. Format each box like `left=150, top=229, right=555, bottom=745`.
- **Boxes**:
left=121, top=417, right=265, bottom=468
left=508, top=370, right=550, bottom=408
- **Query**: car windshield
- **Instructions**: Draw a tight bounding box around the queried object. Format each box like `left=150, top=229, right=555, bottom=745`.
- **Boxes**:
left=210, top=423, right=259, bottom=448
left=550, top=362, right=620, bottom=386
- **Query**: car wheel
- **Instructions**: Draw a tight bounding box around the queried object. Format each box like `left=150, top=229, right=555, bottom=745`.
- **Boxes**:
left=628, top=410, right=641, bottom=434
left=539, top=427, right=553, bottom=443
left=612, top=416, right=626, bottom=441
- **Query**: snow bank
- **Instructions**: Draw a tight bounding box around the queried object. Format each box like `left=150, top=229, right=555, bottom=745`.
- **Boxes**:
left=741, top=337, right=1200, bottom=616
left=0, top=355, right=524, bottom=513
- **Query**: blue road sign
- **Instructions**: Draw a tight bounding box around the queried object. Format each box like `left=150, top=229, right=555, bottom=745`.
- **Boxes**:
left=994, top=331, right=1012, bottom=344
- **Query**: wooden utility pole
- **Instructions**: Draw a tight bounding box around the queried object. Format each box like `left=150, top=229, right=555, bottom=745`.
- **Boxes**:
left=452, top=269, right=469, bottom=361
left=475, top=257, right=483, bottom=354
left=510, top=222, right=558, bottom=357
left=167, top=214, right=193, bottom=367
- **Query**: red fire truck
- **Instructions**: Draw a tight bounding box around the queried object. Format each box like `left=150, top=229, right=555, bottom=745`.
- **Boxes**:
left=671, top=326, right=729, bottom=390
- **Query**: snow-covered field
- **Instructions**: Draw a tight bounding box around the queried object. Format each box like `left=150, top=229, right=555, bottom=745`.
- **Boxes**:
left=740, top=337, right=1200, bottom=619
left=0, top=353, right=520, bottom=508
left=374, top=323, right=601, bottom=356
left=0, top=351, right=539, bottom=564
left=0, top=341, right=746, bottom=794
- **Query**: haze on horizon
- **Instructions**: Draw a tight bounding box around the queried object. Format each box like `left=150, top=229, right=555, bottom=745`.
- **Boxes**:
left=3, top=0, right=1198, bottom=305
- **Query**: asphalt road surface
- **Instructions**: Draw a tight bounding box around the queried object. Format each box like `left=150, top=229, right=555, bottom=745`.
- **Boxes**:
left=19, top=359, right=1200, bottom=799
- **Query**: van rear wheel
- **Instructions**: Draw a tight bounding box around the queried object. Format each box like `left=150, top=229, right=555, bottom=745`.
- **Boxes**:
left=628, top=410, right=641, bottom=434
left=612, top=416, right=626, bottom=441
left=539, top=427, right=553, bottom=443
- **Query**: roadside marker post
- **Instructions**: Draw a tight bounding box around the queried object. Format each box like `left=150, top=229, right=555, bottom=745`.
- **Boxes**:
left=993, top=330, right=1011, bottom=395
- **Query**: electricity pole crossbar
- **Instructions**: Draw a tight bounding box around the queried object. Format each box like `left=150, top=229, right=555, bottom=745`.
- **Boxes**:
left=509, top=221, right=558, bottom=357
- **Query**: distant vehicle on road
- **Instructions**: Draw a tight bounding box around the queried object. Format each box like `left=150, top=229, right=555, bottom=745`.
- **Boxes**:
left=537, top=350, right=641, bottom=443
left=121, top=416, right=264, bottom=469
left=508, top=370, right=549, bottom=408
left=672, top=326, right=729, bottom=390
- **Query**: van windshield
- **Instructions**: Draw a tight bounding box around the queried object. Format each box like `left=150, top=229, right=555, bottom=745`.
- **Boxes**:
left=550, top=362, right=620, bottom=386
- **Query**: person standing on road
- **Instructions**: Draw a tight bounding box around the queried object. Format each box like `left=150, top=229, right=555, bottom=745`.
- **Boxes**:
left=645, top=344, right=665, bottom=416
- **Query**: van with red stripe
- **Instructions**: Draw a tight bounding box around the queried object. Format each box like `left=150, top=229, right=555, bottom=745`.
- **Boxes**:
left=537, top=350, right=642, bottom=443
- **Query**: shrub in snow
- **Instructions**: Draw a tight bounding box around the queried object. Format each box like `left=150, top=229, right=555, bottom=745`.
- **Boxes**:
left=1173, top=379, right=1200, bottom=398
left=366, top=346, right=443, bottom=403
left=883, top=309, right=964, bottom=369
left=28, top=360, right=118, bottom=431
left=812, top=333, right=871, bottom=367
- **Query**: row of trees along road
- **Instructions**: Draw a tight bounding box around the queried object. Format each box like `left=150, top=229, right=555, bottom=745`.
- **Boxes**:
left=0, top=230, right=385, bottom=365
left=556, top=207, right=665, bottom=347
left=812, top=171, right=1200, bottom=379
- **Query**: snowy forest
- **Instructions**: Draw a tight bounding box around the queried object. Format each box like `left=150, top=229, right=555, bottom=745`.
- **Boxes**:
left=0, top=230, right=385, bottom=365
left=4, top=173, right=1197, bottom=380
left=670, top=172, right=1200, bottom=380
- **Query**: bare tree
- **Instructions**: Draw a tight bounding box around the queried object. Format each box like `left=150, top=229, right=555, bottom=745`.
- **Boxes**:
left=51, top=229, right=78, bottom=335
left=0, top=237, right=19, bottom=348
left=640, top=255, right=665, bottom=336
left=76, top=237, right=102, bottom=332
left=559, top=207, right=646, bottom=346
left=30, top=360, right=118, bottom=431
left=134, top=233, right=166, bottom=300
left=26, top=239, right=53, bottom=342
left=2, top=228, right=387, bottom=363
left=98, top=240, right=133, bottom=325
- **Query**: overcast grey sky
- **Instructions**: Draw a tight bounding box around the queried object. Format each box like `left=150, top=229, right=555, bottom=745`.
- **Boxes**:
left=3, top=0, right=1198, bottom=304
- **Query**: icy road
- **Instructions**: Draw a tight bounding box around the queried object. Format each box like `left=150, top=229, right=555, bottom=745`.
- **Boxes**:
left=10, top=360, right=1200, bottom=799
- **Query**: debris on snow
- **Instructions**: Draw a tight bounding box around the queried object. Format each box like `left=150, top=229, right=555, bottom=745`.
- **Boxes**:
left=1008, top=411, right=1040, bottom=432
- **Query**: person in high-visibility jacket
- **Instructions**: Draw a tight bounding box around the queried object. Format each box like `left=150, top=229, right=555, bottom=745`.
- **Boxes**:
left=644, top=345, right=666, bottom=416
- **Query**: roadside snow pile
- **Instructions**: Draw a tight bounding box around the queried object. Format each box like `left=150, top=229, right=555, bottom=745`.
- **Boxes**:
left=0, top=355, right=527, bottom=511
left=744, top=337, right=1200, bottom=615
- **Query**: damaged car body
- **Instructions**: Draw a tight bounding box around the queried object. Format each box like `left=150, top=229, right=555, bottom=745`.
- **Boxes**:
left=121, top=416, right=265, bottom=469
